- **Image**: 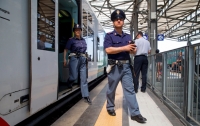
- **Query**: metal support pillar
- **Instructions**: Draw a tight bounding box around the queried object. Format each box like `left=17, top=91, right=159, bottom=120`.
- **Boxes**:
left=133, top=0, right=138, bottom=39
left=130, top=0, right=138, bottom=39
left=147, top=0, right=157, bottom=54
left=75, top=0, right=82, bottom=25
left=94, top=18, right=98, bottom=62
left=187, top=46, right=194, bottom=119
left=130, top=20, right=134, bottom=39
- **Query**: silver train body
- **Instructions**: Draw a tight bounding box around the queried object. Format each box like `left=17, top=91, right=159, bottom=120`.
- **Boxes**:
left=0, top=0, right=106, bottom=125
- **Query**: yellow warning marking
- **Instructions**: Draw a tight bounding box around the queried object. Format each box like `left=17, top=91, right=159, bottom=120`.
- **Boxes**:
left=95, top=83, right=123, bottom=126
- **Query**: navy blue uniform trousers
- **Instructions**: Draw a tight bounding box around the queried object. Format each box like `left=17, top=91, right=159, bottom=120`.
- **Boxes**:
left=107, top=64, right=140, bottom=116
left=133, top=55, right=148, bottom=91
left=68, top=56, right=89, bottom=97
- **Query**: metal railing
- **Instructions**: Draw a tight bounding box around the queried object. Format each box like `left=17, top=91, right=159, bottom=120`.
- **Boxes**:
left=147, top=43, right=200, bottom=125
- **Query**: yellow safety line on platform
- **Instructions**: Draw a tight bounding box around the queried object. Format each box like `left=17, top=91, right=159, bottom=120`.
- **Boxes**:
left=95, top=82, right=123, bottom=126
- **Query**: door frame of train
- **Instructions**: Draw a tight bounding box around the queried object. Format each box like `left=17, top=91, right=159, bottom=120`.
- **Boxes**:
left=57, top=9, right=73, bottom=94
left=30, top=0, right=58, bottom=114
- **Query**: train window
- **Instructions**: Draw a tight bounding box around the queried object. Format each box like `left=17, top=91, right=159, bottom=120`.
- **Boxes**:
left=82, top=9, right=95, bottom=62
left=97, top=32, right=105, bottom=66
left=83, top=27, right=94, bottom=62
left=82, top=9, right=87, bottom=37
left=37, top=0, right=55, bottom=51
left=88, top=12, right=92, bottom=24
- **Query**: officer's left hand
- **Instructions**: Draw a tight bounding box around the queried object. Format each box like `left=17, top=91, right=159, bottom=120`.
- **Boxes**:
left=130, top=44, right=137, bottom=50
left=123, top=44, right=136, bottom=52
left=129, top=50, right=135, bottom=54
left=131, top=44, right=137, bottom=47
left=129, top=44, right=137, bottom=54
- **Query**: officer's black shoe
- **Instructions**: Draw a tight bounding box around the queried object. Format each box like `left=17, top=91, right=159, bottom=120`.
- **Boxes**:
left=141, top=90, right=146, bottom=93
left=135, top=90, right=138, bottom=93
left=84, top=97, right=92, bottom=104
left=131, top=114, right=147, bottom=123
left=66, top=80, right=73, bottom=90
left=107, top=109, right=116, bottom=116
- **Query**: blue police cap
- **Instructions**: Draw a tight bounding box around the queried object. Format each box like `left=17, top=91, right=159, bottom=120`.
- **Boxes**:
left=73, top=24, right=82, bottom=31
left=111, top=9, right=126, bottom=21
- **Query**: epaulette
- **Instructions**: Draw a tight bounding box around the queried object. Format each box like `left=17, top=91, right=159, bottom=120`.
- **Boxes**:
left=69, top=37, right=73, bottom=39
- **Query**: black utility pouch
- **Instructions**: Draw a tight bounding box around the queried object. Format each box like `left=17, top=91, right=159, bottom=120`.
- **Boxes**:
left=117, top=61, right=123, bottom=67
left=108, top=59, right=116, bottom=65
left=76, top=52, right=81, bottom=57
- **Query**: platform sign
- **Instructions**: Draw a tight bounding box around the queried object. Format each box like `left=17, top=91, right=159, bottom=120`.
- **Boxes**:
left=157, top=34, right=164, bottom=41
left=143, top=34, right=148, bottom=40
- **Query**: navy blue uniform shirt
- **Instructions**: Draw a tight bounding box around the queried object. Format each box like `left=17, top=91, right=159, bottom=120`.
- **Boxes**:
left=104, top=30, right=131, bottom=60
left=65, top=37, right=87, bottom=53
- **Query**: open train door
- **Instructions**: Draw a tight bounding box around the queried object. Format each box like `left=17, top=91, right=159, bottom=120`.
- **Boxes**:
left=30, top=0, right=58, bottom=114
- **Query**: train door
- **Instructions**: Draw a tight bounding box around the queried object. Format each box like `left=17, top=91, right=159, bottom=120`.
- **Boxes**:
left=57, top=0, right=78, bottom=97
left=58, top=9, right=73, bottom=94
left=30, top=0, right=58, bottom=114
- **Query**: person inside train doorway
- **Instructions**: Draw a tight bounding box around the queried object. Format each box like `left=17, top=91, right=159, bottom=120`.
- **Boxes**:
left=133, top=31, right=151, bottom=93
left=63, top=24, right=92, bottom=104
left=104, top=9, right=147, bottom=123
left=37, top=35, right=46, bottom=50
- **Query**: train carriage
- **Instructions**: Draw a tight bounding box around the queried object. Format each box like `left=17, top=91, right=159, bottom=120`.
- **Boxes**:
left=0, top=0, right=106, bottom=125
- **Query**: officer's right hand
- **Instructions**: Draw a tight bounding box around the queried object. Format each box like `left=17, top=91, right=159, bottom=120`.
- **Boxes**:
left=64, top=59, right=67, bottom=66
left=123, top=44, right=136, bottom=51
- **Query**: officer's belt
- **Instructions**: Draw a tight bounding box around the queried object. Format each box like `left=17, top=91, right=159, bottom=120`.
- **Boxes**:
left=69, top=53, right=86, bottom=57
left=108, top=59, right=129, bottom=65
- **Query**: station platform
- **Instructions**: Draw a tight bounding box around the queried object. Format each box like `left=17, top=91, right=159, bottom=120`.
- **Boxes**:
left=52, top=78, right=184, bottom=126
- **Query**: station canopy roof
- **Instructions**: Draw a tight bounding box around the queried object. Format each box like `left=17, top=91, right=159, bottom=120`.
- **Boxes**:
left=88, top=0, right=200, bottom=41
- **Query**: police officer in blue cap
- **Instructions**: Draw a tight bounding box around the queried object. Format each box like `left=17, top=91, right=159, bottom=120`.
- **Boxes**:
left=104, top=9, right=147, bottom=123
left=64, top=24, right=91, bottom=104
